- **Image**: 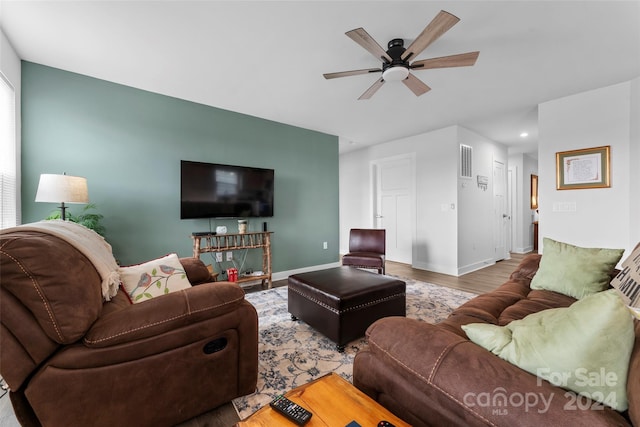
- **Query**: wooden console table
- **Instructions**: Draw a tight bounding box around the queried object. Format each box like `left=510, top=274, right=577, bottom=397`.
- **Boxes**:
left=191, top=232, right=273, bottom=288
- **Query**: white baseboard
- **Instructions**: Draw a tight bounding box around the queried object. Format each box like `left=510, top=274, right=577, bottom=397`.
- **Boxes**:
left=412, top=261, right=458, bottom=277
left=272, top=261, right=342, bottom=282
left=412, top=258, right=499, bottom=277
left=457, top=258, right=496, bottom=276
left=512, top=245, right=533, bottom=254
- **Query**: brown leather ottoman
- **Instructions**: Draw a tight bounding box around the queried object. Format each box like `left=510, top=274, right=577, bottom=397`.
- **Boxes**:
left=288, top=267, right=406, bottom=352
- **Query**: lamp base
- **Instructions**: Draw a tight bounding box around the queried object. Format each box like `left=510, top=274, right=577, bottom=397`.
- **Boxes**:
left=59, top=202, right=67, bottom=221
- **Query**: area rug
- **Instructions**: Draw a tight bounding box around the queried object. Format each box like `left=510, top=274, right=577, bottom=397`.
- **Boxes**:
left=232, top=278, right=475, bottom=419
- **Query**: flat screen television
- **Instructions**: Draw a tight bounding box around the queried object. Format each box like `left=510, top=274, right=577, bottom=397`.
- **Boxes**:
left=180, top=160, right=274, bottom=219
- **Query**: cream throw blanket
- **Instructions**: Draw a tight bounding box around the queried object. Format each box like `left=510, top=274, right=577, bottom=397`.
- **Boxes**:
left=2, top=220, right=120, bottom=301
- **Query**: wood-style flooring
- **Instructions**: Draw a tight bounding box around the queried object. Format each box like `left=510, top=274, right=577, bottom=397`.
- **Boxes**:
left=179, top=252, right=532, bottom=426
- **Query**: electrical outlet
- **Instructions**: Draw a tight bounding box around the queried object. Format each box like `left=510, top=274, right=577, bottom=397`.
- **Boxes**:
left=323, top=241, right=328, bottom=250
left=226, top=251, right=233, bottom=261
left=215, top=252, right=223, bottom=262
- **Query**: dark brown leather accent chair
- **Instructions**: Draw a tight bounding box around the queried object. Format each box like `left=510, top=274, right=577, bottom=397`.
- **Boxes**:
left=0, top=229, right=258, bottom=427
left=342, top=228, right=386, bottom=274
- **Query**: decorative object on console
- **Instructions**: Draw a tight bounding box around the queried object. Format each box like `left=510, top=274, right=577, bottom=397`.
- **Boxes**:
left=216, top=225, right=227, bottom=234
left=238, top=219, right=248, bottom=233
left=35, top=173, right=89, bottom=220
left=119, top=253, right=192, bottom=303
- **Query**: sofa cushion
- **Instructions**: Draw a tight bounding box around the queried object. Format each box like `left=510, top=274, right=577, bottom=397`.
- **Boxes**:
left=462, top=289, right=634, bottom=411
left=119, top=253, right=192, bottom=303
left=530, top=238, right=624, bottom=299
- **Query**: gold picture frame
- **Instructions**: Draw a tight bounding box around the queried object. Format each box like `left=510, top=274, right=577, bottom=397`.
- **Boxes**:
left=556, top=145, right=610, bottom=190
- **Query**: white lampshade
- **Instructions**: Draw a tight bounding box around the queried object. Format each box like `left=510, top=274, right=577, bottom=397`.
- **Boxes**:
left=35, top=174, right=89, bottom=204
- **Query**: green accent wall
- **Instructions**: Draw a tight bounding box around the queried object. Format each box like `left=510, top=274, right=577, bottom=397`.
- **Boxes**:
left=21, top=62, right=339, bottom=272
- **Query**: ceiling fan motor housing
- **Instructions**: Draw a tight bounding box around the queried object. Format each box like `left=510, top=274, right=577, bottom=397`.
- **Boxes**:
left=382, top=38, right=410, bottom=80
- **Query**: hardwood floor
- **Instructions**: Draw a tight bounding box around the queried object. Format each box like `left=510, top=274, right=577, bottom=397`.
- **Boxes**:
left=178, top=252, right=532, bottom=426
left=385, top=252, right=529, bottom=295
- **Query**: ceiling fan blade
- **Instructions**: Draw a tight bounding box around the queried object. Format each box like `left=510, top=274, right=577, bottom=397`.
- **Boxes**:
left=401, top=10, right=460, bottom=61
left=411, top=51, right=479, bottom=70
left=358, top=77, right=385, bottom=100
left=402, top=74, right=431, bottom=96
left=346, top=28, right=393, bottom=63
left=323, top=68, right=382, bottom=80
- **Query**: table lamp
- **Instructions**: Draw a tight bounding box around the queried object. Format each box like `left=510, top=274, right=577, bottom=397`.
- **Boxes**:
left=35, top=173, right=89, bottom=220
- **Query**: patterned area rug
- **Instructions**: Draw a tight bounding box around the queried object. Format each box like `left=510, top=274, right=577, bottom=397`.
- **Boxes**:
left=232, top=277, right=475, bottom=419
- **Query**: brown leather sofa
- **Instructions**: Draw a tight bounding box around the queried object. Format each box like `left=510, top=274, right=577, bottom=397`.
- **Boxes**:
left=0, top=229, right=258, bottom=427
left=354, top=253, right=640, bottom=426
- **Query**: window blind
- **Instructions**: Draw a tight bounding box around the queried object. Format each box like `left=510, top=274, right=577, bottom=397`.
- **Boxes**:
left=0, top=72, right=17, bottom=229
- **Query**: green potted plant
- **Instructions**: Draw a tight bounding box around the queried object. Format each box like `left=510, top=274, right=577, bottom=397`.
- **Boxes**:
left=45, top=203, right=106, bottom=236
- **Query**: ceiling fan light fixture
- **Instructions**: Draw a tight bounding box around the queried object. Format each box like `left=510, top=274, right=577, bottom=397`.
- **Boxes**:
left=382, top=66, right=409, bottom=82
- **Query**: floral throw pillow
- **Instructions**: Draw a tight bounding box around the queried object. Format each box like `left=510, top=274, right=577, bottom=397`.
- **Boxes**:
left=119, top=253, right=192, bottom=304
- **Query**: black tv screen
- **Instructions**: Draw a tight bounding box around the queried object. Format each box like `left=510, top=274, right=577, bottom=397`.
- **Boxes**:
left=181, top=160, right=274, bottom=219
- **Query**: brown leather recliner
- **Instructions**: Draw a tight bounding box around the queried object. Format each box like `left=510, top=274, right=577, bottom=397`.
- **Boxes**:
left=0, top=229, right=258, bottom=427
left=342, top=228, right=386, bottom=274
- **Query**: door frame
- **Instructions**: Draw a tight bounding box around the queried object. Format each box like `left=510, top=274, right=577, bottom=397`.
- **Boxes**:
left=493, top=158, right=510, bottom=262
left=369, top=153, right=417, bottom=265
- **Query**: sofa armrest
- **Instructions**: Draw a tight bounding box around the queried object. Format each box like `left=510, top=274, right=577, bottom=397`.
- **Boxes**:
left=508, top=253, right=541, bottom=282
left=180, top=257, right=216, bottom=284
left=84, top=281, right=245, bottom=348
left=356, top=317, right=629, bottom=426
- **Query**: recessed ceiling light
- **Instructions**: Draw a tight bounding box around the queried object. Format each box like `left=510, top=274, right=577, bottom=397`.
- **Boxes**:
left=520, top=132, right=529, bottom=138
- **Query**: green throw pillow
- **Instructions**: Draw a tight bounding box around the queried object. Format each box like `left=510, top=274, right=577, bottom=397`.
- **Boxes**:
left=462, top=290, right=634, bottom=411
left=530, top=238, right=624, bottom=299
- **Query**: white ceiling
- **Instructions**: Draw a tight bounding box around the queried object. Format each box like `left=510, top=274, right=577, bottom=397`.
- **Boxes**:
left=1, top=1, right=639, bottom=155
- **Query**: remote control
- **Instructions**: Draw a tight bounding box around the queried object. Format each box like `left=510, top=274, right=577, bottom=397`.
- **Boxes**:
left=269, top=395, right=312, bottom=425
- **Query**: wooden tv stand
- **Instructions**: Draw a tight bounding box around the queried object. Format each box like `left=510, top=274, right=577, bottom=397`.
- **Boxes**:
left=191, top=231, right=273, bottom=288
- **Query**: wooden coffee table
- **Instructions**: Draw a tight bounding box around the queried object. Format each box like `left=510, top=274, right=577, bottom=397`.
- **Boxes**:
left=235, top=372, right=410, bottom=426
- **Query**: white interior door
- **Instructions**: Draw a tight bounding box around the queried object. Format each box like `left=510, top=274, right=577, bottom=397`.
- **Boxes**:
left=493, top=160, right=509, bottom=261
left=373, top=155, right=414, bottom=264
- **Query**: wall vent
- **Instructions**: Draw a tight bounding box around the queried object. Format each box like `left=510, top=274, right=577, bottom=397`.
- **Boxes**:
left=460, top=144, right=473, bottom=179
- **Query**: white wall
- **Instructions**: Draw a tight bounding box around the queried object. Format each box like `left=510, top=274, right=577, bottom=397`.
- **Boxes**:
left=340, top=125, right=507, bottom=277
left=538, top=78, right=639, bottom=256
left=1, top=28, right=22, bottom=222
left=631, top=78, right=640, bottom=245
left=340, top=127, right=458, bottom=274
left=457, top=126, right=508, bottom=273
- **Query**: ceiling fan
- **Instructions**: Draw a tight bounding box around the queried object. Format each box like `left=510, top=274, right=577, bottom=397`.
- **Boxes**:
left=323, top=10, right=479, bottom=100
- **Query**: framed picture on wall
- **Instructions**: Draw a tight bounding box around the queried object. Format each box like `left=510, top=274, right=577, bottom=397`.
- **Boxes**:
left=556, top=145, right=611, bottom=190
left=530, top=174, right=538, bottom=209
